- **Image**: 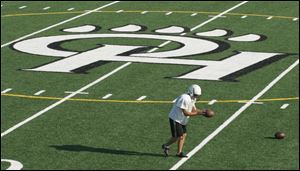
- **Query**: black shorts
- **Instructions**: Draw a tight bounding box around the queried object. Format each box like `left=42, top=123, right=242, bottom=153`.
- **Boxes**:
left=169, top=118, right=187, bottom=138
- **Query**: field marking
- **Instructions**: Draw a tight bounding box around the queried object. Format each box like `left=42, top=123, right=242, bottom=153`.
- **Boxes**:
left=170, top=59, right=299, bottom=170
left=116, top=10, right=123, bottom=13
left=67, top=8, right=75, bottom=11
left=1, top=62, right=131, bottom=138
left=137, top=96, right=147, bottom=101
left=208, top=15, right=226, bottom=18
left=141, top=11, right=148, bottom=14
left=64, top=91, right=89, bottom=94
left=267, top=16, right=273, bottom=20
left=208, top=99, right=217, bottom=105
left=1, top=159, right=23, bottom=170
left=102, top=93, right=112, bottom=99
left=1, top=88, right=12, bottom=94
left=34, top=90, right=46, bottom=96
left=165, top=12, right=173, bottom=15
left=43, top=6, right=51, bottom=10
left=149, top=1, right=248, bottom=51
left=191, top=13, right=198, bottom=16
left=1, top=93, right=298, bottom=104
left=2, top=10, right=297, bottom=20
left=18, top=6, right=27, bottom=9
left=1, top=1, right=120, bottom=48
left=241, top=15, right=247, bottom=18
left=280, top=103, right=289, bottom=109
left=238, top=101, right=263, bottom=105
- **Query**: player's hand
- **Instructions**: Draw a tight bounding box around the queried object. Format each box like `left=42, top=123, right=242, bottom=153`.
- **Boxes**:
left=196, top=109, right=205, bottom=115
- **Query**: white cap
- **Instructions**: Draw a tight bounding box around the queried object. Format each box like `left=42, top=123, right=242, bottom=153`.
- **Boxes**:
left=187, top=84, right=202, bottom=97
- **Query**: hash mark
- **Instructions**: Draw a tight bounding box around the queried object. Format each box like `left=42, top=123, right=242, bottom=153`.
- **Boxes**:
left=208, top=99, right=217, bottom=105
left=1, top=88, right=12, bottom=94
left=280, top=104, right=289, bottom=109
left=43, top=6, right=50, bottom=10
left=34, top=90, right=46, bottom=96
left=137, top=96, right=147, bottom=101
left=191, top=13, right=197, bottom=16
left=19, top=6, right=27, bottom=9
left=102, top=94, right=112, bottom=99
left=165, top=12, right=172, bottom=16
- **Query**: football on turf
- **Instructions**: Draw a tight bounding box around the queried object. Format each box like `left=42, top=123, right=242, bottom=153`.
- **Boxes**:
left=275, top=132, right=285, bottom=139
left=204, top=109, right=215, bottom=118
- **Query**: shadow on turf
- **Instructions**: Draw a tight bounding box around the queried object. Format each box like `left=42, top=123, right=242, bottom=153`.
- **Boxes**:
left=50, top=145, right=165, bottom=157
left=264, top=136, right=277, bottom=139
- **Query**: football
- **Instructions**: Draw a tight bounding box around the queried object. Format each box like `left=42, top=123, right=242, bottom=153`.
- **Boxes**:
left=275, top=132, right=285, bottom=139
left=204, top=109, right=215, bottom=118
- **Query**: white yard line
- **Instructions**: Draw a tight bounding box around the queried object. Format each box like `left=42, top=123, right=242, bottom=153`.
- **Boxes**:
left=1, top=1, right=120, bottom=48
left=280, top=104, right=289, bottom=109
left=208, top=15, right=226, bottom=18
left=1, top=62, right=131, bottom=138
left=238, top=101, right=264, bottom=105
left=170, top=59, right=299, bottom=170
left=64, top=91, right=89, bottom=95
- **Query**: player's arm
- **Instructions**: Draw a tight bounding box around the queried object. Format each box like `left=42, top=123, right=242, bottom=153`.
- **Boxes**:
left=182, top=108, right=201, bottom=116
left=193, top=106, right=206, bottom=116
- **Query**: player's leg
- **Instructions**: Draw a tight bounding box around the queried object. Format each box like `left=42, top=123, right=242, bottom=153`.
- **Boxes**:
left=162, top=118, right=179, bottom=156
left=176, top=125, right=188, bottom=158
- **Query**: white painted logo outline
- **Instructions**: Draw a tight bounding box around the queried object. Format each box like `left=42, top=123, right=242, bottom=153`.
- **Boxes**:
left=11, top=25, right=289, bottom=81
left=1, top=159, right=23, bottom=170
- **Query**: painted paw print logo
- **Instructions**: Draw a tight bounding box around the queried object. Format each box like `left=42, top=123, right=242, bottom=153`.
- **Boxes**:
left=12, top=24, right=287, bottom=81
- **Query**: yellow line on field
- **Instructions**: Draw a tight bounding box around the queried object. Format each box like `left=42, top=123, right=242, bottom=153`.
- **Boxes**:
left=1, top=10, right=297, bottom=20
left=1, top=93, right=299, bottom=104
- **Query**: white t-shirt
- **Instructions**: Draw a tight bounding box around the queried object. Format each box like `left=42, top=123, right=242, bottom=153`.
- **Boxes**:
left=169, top=94, right=196, bottom=125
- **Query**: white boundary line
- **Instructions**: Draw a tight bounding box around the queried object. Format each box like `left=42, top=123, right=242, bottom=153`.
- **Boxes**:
left=170, top=59, right=299, bottom=170
left=1, top=62, right=131, bottom=138
left=1, top=1, right=120, bottom=48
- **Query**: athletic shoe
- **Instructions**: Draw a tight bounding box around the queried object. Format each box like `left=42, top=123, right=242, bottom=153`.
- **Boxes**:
left=176, top=152, right=188, bottom=158
left=161, top=144, right=169, bottom=157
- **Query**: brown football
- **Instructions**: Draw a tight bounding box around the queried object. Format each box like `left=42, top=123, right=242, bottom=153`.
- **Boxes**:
left=275, top=132, right=285, bottom=139
left=205, top=109, right=215, bottom=118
